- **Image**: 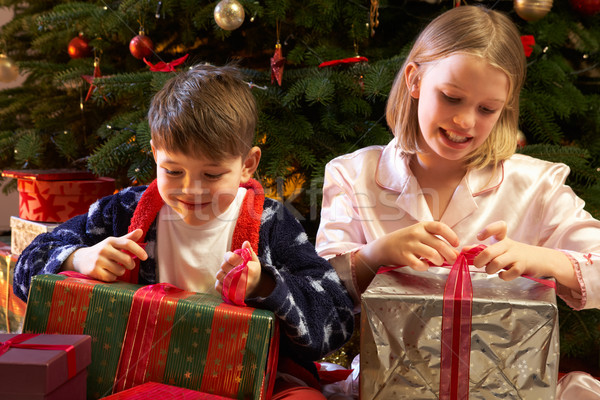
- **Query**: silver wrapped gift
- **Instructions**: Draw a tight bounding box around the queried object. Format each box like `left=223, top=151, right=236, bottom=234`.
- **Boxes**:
left=360, top=266, right=559, bottom=399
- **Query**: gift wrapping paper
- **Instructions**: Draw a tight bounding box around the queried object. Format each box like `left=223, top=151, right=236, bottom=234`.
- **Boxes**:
left=100, top=381, right=234, bottom=399
left=23, top=273, right=278, bottom=400
left=360, top=266, right=559, bottom=399
left=0, top=242, right=26, bottom=333
left=2, top=169, right=115, bottom=223
left=10, top=215, right=60, bottom=255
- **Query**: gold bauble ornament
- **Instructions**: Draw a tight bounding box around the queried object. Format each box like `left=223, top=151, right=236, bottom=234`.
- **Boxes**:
left=214, top=0, right=245, bottom=31
left=514, top=0, right=553, bottom=21
left=0, top=54, right=19, bottom=83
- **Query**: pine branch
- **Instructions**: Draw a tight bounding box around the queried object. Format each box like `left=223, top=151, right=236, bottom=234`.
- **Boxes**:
left=87, top=129, right=138, bottom=176
left=14, top=130, right=44, bottom=167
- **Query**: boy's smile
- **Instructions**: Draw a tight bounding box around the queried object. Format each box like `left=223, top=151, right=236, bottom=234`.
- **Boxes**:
left=151, top=143, right=260, bottom=226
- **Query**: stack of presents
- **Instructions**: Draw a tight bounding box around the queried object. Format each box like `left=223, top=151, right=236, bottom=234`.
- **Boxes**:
left=0, top=169, right=562, bottom=399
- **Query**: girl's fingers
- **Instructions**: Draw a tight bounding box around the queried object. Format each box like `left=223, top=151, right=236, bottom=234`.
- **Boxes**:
left=477, top=221, right=507, bottom=242
left=421, top=236, right=458, bottom=265
left=497, top=265, right=521, bottom=281
left=424, top=221, right=460, bottom=247
left=406, top=254, right=430, bottom=271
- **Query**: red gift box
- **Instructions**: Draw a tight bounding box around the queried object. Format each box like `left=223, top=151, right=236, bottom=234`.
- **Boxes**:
left=0, top=242, right=26, bottom=333
left=100, top=381, right=233, bottom=399
left=2, top=169, right=115, bottom=223
left=0, top=333, right=92, bottom=400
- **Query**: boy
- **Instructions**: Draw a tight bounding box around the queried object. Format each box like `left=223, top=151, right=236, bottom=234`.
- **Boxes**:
left=14, top=63, right=354, bottom=399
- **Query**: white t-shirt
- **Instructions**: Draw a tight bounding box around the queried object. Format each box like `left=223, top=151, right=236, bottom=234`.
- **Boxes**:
left=156, top=187, right=247, bottom=294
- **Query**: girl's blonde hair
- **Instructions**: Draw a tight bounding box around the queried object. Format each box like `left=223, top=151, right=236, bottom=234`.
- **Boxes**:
left=386, top=6, right=526, bottom=169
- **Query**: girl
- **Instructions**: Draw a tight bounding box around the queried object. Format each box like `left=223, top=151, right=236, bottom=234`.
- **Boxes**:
left=316, top=5, right=600, bottom=314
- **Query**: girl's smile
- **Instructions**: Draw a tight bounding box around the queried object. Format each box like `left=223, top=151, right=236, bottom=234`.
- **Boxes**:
left=440, top=128, right=472, bottom=146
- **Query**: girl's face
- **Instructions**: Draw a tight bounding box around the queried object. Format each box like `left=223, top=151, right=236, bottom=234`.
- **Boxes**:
left=409, top=54, right=509, bottom=164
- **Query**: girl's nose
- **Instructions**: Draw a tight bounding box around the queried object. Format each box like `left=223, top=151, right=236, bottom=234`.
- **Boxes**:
left=453, top=109, right=475, bottom=129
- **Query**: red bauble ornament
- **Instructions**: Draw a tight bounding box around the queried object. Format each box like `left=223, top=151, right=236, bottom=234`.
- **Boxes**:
left=570, top=0, right=600, bottom=15
left=68, top=35, right=91, bottom=59
left=129, top=33, right=154, bottom=60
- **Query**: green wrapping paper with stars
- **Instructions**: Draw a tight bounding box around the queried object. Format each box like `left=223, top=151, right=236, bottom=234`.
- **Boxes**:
left=22, top=273, right=278, bottom=400
left=360, top=266, right=559, bottom=399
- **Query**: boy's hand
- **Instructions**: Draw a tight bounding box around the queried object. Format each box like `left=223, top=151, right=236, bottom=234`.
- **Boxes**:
left=63, top=229, right=148, bottom=282
left=216, top=241, right=273, bottom=299
left=472, top=220, right=578, bottom=290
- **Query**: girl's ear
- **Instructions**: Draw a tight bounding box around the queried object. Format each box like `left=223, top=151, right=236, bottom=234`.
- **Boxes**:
left=240, top=146, right=261, bottom=183
left=405, top=62, right=420, bottom=99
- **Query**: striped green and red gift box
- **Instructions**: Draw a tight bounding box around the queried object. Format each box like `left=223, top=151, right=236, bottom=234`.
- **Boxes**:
left=23, top=273, right=278, bottom=400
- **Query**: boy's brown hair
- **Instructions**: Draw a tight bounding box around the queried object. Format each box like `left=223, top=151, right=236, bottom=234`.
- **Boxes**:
left=149, top=63, right=257, bottom=160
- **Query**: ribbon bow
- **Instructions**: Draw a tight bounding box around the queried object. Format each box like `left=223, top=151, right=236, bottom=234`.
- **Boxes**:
left=221, top=248, right=252, bottom=307
left=143, top=54, right=189, bottom=72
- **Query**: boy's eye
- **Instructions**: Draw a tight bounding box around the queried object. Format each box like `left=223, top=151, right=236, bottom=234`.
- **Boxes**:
left=205, top=173, right=224, bottom=180
left=164, top=168, right=182, bottom=176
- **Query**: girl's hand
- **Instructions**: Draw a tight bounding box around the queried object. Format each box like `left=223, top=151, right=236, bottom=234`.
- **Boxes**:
left=355, top=221, right=459, bottom=292
left=473, top=221, right=578, bottom=290
left=365, top=221, right=460, bottom=270
left=216, top=241, right=273, bottom=298
left=63, top=229, right=148, bottom=282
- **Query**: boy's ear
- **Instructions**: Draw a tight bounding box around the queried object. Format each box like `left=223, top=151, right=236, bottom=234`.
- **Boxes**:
left=240, top=146, right=261, bottom=183
left=150, top=140, right=157, bottom=162
left=405, top=62, right=420, bottom=99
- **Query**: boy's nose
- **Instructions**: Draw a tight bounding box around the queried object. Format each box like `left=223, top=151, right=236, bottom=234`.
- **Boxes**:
left=181, top=178, right=207, bottom=195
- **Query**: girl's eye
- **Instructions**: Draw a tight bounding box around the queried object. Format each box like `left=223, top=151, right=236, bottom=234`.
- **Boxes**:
left=205, top=173, right=224, bottom=180
left=479, top=106, right=497, bottom=114
left=442, top=93, right=460, bottom=103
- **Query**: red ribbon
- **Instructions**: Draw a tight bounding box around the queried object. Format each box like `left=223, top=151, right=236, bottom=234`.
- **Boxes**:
left=221, top=248, right=251, bottom=306
left=113, top=282, right=186, bottom=393
left=0, top=333, right=78, bottom=379
left=439, top=246, right=483, bottom=400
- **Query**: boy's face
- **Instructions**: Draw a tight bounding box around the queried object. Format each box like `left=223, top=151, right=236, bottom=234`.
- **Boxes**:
left=152, top=144, right=260, bottom=226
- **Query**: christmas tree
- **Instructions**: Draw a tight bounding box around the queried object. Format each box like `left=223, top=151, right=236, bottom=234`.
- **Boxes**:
left=0, top=0, right=599, bottom=371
